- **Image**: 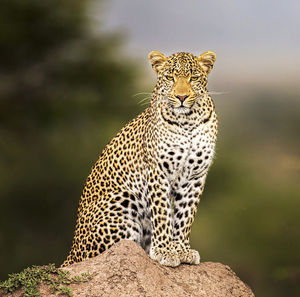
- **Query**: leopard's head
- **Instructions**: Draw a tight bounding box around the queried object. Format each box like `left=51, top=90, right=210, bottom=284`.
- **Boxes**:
left=148, top=51, right=216, bottom=115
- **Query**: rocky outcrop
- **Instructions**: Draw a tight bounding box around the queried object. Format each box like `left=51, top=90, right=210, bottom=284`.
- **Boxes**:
left=5, top=240, right=255, bottom=296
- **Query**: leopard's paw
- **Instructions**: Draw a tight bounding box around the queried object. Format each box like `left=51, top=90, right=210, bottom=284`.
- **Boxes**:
left=149, top=247, right=180, bottom=267
left=179, top=249, right=200, bottom=265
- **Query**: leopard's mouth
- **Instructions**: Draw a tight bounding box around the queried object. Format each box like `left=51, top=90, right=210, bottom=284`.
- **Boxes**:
left=166, top=96, right=195, bottom=110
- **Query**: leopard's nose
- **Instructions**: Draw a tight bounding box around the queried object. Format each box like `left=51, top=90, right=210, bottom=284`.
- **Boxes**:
left=176, top=95, right=189, bottom=102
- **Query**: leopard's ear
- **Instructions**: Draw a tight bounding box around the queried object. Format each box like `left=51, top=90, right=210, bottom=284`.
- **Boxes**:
left=148, top=51, right=167, bottom=74
left=197, top=51, right=216, bottom=74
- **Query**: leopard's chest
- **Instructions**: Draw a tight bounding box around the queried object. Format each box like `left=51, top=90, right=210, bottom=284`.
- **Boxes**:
left=155, top=122, right=216, bottom=186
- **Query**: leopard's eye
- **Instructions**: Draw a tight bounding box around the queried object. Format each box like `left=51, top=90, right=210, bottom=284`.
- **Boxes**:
left=166, top=75, right=174, bottom=81
left=191, top=76, right=200, bottom=81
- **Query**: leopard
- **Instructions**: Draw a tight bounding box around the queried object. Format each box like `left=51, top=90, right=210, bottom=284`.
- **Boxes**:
left=62, top=50, right=218, bottom=267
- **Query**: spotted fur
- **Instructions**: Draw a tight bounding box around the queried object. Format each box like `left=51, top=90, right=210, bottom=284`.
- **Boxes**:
left=62, top=51, right=218, bottom=267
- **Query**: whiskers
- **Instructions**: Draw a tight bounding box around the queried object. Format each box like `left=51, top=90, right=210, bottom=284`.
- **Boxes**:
left=166, top=96, right=179, bottom=107
left=139, top=97, right=152, bottom=106
left=208, top=90, right=229, bottom=96
left=133, top=92, right=152, bottom=106
left=133, top=90, right=227, bottom=107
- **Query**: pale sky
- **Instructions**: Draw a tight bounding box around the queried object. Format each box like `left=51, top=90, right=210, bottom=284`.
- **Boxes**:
left=93, top=0, right=300, bottom=89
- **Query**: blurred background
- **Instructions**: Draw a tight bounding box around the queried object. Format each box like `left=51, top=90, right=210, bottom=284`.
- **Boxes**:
left=0, top=0, right=299, bottom=296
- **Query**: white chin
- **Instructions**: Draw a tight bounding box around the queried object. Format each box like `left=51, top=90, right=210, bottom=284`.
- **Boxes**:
left=173, top=107, right=190, bottom=114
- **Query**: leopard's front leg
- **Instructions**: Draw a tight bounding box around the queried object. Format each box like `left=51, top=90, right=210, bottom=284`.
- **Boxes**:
left=172, top=178, right=206, bottom=265
left=147, top=169, right=180, bottom=267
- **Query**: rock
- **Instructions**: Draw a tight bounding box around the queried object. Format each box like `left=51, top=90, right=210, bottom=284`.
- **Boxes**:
left=3, top=240, right=255, bottom=297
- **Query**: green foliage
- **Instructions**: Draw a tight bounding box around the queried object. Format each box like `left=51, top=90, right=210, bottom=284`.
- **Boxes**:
left=0, top=264, right=90, bottom=296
